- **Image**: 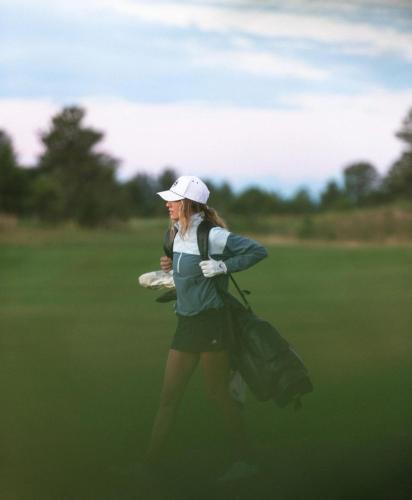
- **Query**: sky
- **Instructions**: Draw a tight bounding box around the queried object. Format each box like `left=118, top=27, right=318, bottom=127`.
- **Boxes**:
left=1, top=0, right=412, bottom=195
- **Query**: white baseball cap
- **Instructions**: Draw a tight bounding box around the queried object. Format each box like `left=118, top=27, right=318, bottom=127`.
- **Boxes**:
left=157, top=175, right=210, bottom=204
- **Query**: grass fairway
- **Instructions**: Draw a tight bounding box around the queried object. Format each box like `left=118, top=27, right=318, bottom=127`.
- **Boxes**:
left=1, top=223, right=411, bottom=500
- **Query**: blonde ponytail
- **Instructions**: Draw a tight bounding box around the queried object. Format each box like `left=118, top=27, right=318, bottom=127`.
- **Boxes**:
left=202, top=205, right=227, bottom=229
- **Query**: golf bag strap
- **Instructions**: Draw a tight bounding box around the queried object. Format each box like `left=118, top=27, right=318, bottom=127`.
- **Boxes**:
left=229, top=274, right=252, bottom=311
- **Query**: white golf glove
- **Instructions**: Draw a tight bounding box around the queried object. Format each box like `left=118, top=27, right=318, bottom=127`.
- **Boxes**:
left=199, top=259, right=227, bottom=278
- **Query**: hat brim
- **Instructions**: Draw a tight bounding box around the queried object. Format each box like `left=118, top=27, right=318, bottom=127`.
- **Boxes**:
left=157, top=190, right=184, bottom=201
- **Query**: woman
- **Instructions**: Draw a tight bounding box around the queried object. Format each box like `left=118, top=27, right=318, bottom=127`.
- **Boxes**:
left=145, top=175, right=267, bottom=481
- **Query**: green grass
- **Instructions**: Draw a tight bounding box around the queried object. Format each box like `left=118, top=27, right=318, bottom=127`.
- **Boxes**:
left=0, top=224, right=411, bottom=500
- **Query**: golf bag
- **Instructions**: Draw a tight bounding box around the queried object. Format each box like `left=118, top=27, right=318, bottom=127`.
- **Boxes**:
left=162, top=219, right=313, bottom=409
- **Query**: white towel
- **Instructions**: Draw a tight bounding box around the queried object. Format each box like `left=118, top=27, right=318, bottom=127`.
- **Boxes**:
left=138, top=270, right=175, bottom=289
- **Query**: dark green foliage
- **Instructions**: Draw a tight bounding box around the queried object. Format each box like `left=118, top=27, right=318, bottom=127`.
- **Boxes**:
left=287, top=187, right=316, bottom=213
left=29, top=175, right=65, bottom=222
left=384, top=152, right=412, bottom=200
left=383, top=108, right=412, bottom=201
left=36, top=106, right=125, bottom=226
left=205, top=179, right=235, bottom=215
left=123, top=173, right=161, bottom=216
left=122, top=168, right=181, bottom=216
left=320, top=180, right=350, bottom=210
left=0, top=130, right=30, bottom=214
left=230, top=187, right=284, bottom=214
left=396, top=108, right=412, bottom=147
left=39, top=107, right=103, bottom=173
left=343, top=161, right=381, bottom=206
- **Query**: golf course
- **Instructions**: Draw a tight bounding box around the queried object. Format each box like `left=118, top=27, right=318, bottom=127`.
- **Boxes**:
left=1, top=219, right=411, bottom=500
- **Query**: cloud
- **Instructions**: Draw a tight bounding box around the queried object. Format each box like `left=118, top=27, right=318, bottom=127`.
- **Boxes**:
left=3, top=1, right=412, bottom=62
left=97, top=0, right=412, bottom=61
left=1, top=90, right=411, bottom=193
left=192, top=47, right=329, bottom=80
left=2, top=0, right=411, bottom=107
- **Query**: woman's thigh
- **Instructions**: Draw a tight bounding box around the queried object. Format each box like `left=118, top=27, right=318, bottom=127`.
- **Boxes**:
left=200, top=350, right=231, bottom=400
left=159, top=349, right=199, bottom=407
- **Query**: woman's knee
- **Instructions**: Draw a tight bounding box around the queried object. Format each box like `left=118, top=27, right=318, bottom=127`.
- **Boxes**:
left=158, top=387, right=182, bottom=410
left=157, top=350, right=199, bottom=410
left=201, top=351, right=232, bottom=405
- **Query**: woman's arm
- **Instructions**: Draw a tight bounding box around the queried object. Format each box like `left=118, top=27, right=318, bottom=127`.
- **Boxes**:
left=208, top=227, right=267, bottom=273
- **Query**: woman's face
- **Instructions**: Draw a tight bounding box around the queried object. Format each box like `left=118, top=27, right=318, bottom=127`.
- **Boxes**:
left=166, top=200, right=182, bottom=221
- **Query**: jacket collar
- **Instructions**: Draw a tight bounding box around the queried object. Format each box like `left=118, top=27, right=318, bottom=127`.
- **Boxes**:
left=175, top=212, right=204, bottom=231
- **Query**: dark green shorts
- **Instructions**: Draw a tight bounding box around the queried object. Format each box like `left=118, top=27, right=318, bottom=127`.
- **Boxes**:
left=171, top=307, right=230, bottom=353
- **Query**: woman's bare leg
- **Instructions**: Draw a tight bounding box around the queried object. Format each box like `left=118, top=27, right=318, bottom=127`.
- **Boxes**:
left=145, top=349, right=199, bottom=463
left=201, top=351, right=252, bottom=461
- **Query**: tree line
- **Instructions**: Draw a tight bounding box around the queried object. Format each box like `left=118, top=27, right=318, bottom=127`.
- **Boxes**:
left=1, top=105, right=411, bottom=226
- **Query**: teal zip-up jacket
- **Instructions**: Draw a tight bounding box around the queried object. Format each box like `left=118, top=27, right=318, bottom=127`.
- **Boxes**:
left=172, top=213, right=267, bottom=316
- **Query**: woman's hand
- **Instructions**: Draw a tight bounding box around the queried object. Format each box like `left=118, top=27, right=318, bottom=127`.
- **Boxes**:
left=160, top=256, right=173, bottom=272
left=199, top=259, right=227, bottom=278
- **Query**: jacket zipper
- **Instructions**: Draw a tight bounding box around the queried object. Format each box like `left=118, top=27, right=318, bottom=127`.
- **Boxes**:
left=177, top=252, right=183, bottom=274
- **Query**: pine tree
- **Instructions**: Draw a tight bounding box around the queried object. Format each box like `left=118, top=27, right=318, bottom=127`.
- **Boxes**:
left=0, top=130, right=28, bottom=215
left=36, top=106, right=123, bottom=226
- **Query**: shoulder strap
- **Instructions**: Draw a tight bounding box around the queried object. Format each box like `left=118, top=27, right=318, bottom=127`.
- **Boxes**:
left=196, top=218, right=216, bottom=260
left=163, top=226, right=178, bottom=259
